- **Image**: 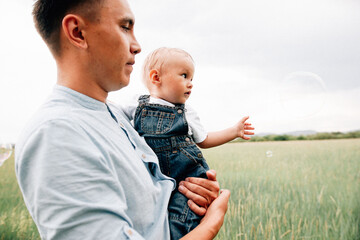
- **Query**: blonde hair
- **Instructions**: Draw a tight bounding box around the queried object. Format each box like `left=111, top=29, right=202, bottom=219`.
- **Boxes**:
left=142, top=47, right=194, bottom=89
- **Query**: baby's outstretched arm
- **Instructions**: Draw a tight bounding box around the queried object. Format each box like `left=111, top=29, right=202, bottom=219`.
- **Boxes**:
left=197, top=116, right=254, bottom=149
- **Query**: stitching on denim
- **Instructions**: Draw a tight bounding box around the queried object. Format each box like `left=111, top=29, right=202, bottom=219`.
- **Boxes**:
left=145, top=103, right=182, bottom=110
left=156, top=111, right=165, bottom=133
left=179, top=148, right=199, bottom=165
left=138, top=95, right=185, bottom=110
left=169, top=202, right=189, bottom=222
left=150, top=138, right=195, bottom=152
left=165, top=150, right=171, bottom=176
left=140, top=110, right=175, bottom=134
left=141, top=110, right=175, bottom=118
left=143, top=101, right=185, bottom=110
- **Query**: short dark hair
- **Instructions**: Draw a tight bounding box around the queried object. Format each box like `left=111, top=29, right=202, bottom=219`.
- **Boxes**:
left=33, top=0, right=103, bottom=55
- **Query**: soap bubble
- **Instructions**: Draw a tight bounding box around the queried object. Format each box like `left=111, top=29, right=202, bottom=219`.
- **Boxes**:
left=0, top=139, right=13, bottom=167
left=279, top=72, right=326, bottom=118
left=266, top=150, right=273, bottom=158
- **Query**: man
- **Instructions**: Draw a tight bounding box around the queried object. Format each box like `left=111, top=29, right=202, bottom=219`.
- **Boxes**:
left=15, top=0, right=230, bottom=239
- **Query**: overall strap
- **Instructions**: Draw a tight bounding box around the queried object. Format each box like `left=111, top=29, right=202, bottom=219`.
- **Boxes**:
left=174, top=103, right=185, bottom=110
left=138, top=95, right=150, bottom=105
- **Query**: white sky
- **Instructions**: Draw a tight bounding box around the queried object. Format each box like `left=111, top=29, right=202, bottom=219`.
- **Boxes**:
left=1, top=0, right=360, bottom=143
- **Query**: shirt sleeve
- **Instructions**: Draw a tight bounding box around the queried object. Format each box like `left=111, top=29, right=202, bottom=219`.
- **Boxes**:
left=115, top=96, right=139, bottom=122
left=15, top=119, right=145, bottom=240
left=185, top=105, right=208, bottom=143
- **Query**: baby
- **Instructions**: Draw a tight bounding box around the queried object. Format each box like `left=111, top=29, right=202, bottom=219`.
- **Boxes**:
left=122, top=47, right=254, bottom=240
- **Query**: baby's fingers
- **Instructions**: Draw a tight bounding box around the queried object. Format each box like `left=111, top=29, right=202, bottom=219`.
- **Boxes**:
left=240, top=116, right=249, bottom=124
left=244, top=131, right=254, bottom=135
left=244, top=125, right=255, bottom=130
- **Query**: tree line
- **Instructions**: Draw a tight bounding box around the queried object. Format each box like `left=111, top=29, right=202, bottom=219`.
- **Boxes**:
left=234, top=130, right=360, bottom=142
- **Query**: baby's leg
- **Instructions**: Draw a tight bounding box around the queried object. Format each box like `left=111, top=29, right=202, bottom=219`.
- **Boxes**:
left=168, top=146, right=210, bottom=240
left=168, top=190, right=203, bottom=240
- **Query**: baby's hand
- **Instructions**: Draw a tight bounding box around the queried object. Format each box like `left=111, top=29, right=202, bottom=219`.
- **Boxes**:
left=235, top=116, right=254, bottom=140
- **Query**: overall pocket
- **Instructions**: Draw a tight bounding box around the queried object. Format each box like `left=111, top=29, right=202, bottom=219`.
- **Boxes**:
left=140, top=109, right=175, bottom=135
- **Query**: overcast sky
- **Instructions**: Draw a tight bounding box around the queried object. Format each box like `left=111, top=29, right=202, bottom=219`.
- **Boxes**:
left=1, top=0, right=359, bottom=143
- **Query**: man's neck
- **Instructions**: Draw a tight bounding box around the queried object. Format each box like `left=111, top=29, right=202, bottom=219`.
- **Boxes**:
left=56, top=62, right=108, bottom=103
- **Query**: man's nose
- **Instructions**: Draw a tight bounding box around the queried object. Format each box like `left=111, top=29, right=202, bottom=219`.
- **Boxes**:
left=131, top=37, right=141, bottom=55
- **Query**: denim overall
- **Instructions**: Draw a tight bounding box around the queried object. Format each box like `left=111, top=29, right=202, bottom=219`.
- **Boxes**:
left=134, top=95, right=210, bottom=240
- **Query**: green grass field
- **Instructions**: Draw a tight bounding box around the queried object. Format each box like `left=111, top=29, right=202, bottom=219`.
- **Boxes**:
left=0, top=139, right=359, bottom=239
left=205, top=139, right=360, bottom=240
left=0, top=152, right=40, bottom=240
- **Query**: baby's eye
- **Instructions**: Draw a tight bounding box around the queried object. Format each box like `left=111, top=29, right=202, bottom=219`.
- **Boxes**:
left=181, top=73, right=187, bottom=78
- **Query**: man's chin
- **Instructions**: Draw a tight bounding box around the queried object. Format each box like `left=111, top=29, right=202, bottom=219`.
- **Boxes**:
left=109, top=79, right=130, bottom=92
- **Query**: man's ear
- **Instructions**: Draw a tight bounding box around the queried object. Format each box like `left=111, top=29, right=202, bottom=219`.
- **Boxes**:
left=150, top=69, right=161, bottom=85
left=62, top=14, right=88, bottom=49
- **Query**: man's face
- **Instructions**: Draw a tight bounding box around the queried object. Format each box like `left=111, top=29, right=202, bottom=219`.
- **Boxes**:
left=85, top=0, right=141, bottom=92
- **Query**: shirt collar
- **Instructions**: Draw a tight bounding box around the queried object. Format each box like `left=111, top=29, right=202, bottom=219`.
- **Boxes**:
left=53, top=84, right=108, bottom=111
left=149, top=96, right=175, bottom=107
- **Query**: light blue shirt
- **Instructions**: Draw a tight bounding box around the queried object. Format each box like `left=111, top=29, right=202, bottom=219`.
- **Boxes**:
left=15, top=85, right=175, bottom=240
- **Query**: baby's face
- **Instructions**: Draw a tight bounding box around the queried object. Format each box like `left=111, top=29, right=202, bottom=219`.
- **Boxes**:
left=158, top=53, right=194, bottom=104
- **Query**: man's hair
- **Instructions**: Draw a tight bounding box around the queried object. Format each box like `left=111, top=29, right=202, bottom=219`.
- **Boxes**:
left=33, top=0, right=103, bottom=55
left=142, top=47, right=194, bottom=88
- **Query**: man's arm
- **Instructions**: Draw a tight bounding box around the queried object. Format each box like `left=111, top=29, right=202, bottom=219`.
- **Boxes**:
left=197, top=116, right=255, bottom=149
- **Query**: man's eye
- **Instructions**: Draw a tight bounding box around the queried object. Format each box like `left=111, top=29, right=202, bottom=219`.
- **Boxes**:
left=182, top=74, right=187, bottom=78
left=122, top=26, right=130, bottom=31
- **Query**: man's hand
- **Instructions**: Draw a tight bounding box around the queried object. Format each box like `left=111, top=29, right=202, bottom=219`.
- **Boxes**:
left=179, top=189, right=231, bottom=240
left=178, top=170, right=220, bottom=216
left=199, top=189, right=231, bottom=235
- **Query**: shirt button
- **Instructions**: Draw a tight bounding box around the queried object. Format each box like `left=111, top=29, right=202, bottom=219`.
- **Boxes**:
left=119, top=122, right=125, bottom=128
left=127, top=229, right=133, bottom=236
left=185, top=137, right=190, bottom=142
left=177, top=109, right=183, bottom=114
left=142, top=154, right=146, bottom=159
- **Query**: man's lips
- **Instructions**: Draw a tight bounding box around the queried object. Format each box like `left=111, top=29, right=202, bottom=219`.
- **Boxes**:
left=126, top=61, right=135, bottom=71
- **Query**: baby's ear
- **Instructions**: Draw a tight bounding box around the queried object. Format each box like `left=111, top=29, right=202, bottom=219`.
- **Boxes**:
left=150, top=69, right=161, bottom=85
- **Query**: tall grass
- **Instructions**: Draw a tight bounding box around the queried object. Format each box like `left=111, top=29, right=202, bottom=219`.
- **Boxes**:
left=204, top=139, right=360, bottom=240
left=0, top=154, right=40, bottom=240
left=1, top=139, right=359, bottom=239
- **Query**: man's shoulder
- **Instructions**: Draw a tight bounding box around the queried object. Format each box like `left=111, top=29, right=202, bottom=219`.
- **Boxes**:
left=27, top=98, right=82, bottom=129
left=17, top=95, right=90, bottom=149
